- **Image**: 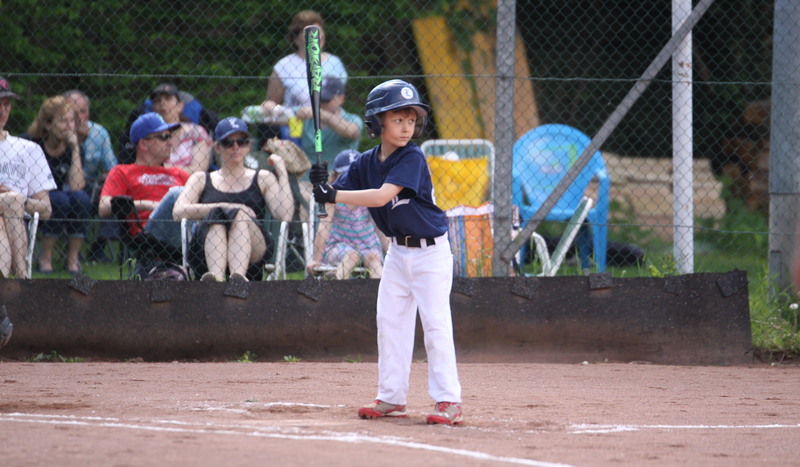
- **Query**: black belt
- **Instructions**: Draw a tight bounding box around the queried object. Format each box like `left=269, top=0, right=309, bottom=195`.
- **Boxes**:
left=393, top=236, right=436, bottom=248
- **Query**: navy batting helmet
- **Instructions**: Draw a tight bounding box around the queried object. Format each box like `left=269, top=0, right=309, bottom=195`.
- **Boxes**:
left=364, top=79, right=431, bottom=138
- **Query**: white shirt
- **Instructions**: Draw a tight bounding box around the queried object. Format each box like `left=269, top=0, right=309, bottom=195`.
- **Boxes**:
left=272, top=53, right=348, bottom=108
left=0, top=134, right=57, bottom=196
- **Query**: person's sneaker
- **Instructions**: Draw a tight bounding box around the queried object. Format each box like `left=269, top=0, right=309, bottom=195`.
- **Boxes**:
left=229, top=272, right=248, bottom=282
left=357, top=400, right=408, bottom=419
left=200, top=272, right=222, bottom=282
left=426, top=401, right=464, bottom=425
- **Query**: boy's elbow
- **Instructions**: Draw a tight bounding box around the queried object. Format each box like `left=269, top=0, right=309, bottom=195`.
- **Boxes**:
left=371, top=192, right=396, bottom=207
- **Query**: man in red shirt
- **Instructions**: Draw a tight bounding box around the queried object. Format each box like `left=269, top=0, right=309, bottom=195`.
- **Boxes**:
left=99, top=113, right=189, bottom=239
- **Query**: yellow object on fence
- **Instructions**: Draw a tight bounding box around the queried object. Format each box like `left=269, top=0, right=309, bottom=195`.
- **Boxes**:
left=427, top=156, right=490, bottom=211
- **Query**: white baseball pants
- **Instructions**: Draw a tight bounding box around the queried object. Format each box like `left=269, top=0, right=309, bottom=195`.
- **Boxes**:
left=375, top=234, right=462, bottom=405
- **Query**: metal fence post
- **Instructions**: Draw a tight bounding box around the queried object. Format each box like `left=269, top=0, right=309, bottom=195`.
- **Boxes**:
left=768, top=0, right=800, bottom=294
left=493, top=0, right=516, bottom=277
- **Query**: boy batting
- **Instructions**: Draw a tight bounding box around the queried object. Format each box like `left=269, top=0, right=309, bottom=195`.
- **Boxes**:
left=309, top=80, right=463, bottom=425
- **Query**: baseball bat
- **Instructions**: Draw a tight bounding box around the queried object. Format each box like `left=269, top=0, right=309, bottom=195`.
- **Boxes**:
left=304, top=25, right=328, bottom=218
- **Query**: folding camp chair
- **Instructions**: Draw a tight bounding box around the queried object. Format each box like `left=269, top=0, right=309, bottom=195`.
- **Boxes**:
left=512, top=124, right=610, bottom=271
left=515, top=197, right=594, bottom=276
left=111, top=195, right=184, bottom=279
left=301, top=218, right=371, bottom=279
left=421, top=139, right=495, bottom=209
left=180, top=218, right=289, bottom=281
left=445, top=198, right=591, bottom=278
left=25, top=212, right=39, bottom=279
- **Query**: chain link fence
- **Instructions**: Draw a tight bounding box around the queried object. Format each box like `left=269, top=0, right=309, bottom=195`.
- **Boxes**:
left=0, top=0, right=784, bottom=285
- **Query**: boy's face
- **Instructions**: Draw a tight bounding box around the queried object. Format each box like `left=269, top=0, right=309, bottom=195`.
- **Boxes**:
left=380, top=108, right=417, bottom=148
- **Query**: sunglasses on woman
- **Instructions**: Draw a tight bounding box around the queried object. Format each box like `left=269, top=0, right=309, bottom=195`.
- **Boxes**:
left=219, top=137, right=250, bottom=148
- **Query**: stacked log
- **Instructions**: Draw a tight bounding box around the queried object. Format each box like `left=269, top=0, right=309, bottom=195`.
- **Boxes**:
left=719, top=99, right=770, bottom=212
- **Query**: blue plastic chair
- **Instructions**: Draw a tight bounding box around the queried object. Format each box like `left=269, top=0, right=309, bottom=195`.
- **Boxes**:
left=512, top=124, right=610, bottom=272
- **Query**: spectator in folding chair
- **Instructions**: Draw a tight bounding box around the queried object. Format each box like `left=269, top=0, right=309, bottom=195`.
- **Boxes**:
left=172, top=117, right=293, bottom=282
left=23, top=95, right=91, bottom=275
left=306, top=150, right=386, bottom=279
left=0, top=77, right=55, bottom=279
left=98, top=112, right=190, bottom=270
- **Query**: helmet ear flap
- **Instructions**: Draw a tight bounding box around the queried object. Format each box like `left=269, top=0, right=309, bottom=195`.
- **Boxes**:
left=366, top=115, right=382, bottom=138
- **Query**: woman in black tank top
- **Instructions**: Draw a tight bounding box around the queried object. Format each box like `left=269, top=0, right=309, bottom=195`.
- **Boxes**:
left=173, top=118, right=293, bottom=281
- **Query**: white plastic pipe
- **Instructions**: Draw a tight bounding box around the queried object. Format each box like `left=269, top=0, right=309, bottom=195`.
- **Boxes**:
left=673, top=0, right=694, bottom=273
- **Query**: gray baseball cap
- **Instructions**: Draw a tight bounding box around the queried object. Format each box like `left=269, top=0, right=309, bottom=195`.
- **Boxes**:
left=0, top=77, right=21, bottom=100
left=321, top=77, right=345, bottom=102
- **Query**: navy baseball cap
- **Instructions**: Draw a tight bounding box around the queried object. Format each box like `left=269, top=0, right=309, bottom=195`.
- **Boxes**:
left=333, top=149, right=360, bottom=173
left=130, top=112, right=180, bottom=145
left=0, top=77, right=20, bottom=100
left=321, top=77, right=345, bottom=102
left=214, top=117, right=250, bottom=141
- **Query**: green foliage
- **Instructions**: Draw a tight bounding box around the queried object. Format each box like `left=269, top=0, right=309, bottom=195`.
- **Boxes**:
left=0, top=0, right=434, bottom=150
left=643, top=254, right=679, bottom=278
left=29, top=350, right=83, bottom=362
left=608, top=199, right=663, bottom=249
left=343, top=354, right=363, bottom=363
left=235, top=351, right=256, bottom=363
left=1, top=0, right=772, bottom=164
left=696, top=178, right=769, bottom=253
left=282, top=355, right=302, bottom=362
left=749, top=272, right=800, bottom=361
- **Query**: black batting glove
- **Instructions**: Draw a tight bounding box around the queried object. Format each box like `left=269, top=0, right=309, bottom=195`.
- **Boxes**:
left=313, top=183, right=337, bottom=205
left=309, top=162, right=329, bottom=185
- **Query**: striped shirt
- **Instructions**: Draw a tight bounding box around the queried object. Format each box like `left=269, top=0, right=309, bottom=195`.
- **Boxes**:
left=322, top=203, right=382, bottom=264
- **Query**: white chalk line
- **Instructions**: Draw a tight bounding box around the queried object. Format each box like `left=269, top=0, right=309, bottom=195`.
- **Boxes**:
left=570, top=423, right=800, bottom=434
left=0, top=412, right=573, bottom=467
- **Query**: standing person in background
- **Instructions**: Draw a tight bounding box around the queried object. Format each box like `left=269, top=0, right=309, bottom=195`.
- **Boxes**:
left=0, top=77, right=55, bottom=279
left=297, top=77, right=362, bottom=170
left=261, top=10, right=348, bottom=145
left=24, top=96, right=90, bottom=275
left=310, top=80, right=463, bottom=425
left=150, top=83, right=212, bottom=175
left=63, top=89, right=118, bottom=263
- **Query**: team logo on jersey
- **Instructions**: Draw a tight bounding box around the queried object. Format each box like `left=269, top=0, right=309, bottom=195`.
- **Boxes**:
left=400, top=87, right=414, bottom=99
left=139, top=173, right=181, bottom=185
left=390, top=197, right=410, bottom=209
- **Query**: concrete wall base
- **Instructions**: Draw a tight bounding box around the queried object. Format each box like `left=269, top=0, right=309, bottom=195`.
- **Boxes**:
left=0, top=271, right=752, bottom=365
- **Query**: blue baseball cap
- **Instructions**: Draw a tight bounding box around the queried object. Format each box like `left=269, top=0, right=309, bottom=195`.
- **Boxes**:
left=215, top=117, right=250, bottom=141
left=130, top=112, right=180, bottom=145
left=333, top=149, right=360, bottom=173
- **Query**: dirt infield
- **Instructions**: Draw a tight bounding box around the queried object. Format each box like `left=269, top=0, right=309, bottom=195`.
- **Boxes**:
left=1, top=361, right=799, bottom=466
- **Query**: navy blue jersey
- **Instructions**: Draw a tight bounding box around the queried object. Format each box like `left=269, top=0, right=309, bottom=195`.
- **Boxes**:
left=333, top=142, right=447, bottom=238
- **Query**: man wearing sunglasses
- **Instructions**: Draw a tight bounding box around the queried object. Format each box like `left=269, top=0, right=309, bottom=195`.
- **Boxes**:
left=98, top=113, right=190, bottom=240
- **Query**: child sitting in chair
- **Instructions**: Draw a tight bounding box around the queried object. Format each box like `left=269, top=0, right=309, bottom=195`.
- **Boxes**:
left=306, top=149, right=385, bottom=279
